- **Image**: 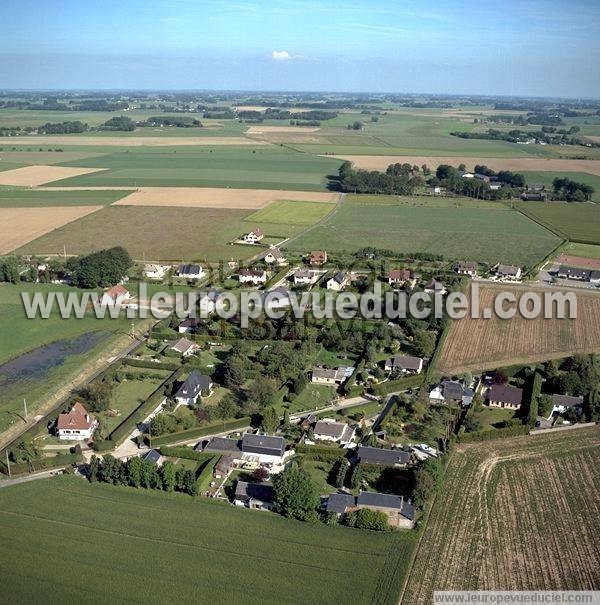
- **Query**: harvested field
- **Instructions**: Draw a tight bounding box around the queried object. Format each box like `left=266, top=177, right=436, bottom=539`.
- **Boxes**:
left=0, top=136, right=268, bottom=147
left=114, top=187, right=337, bottom=209
left=0, top=165, right=105, bottom=186
left=435, top=284, right=600, bottom=375
left=555, top=254, right=600, bottom=270
left=401, top=427, right=600, bottom=604
left=246, top=125, right=320, bottom=134
left=0, top=206, right=102, bottom=253
left=331, top=155, right=600, bottom=175
left=0, top=151, right=105, bottom=165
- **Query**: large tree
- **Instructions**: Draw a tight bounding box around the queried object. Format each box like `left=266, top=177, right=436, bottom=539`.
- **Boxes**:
left=272, top=463, right=320, bottom=520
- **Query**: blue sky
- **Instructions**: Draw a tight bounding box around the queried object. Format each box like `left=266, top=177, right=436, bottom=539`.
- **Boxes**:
left=1, top=0, right=599, bottom=96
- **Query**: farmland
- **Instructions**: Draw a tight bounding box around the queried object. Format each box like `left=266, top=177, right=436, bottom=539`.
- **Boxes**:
left=288, top=196, right=562, bottom=266
left=0, top=165, right=105, bottom=186
left=0, top=188, right=130, bottom=207
left=435, top=284, right=600, bottom=375
left=514, top=200, right=600, bottom=244
left=245, top=199, right=335, bottom=225
left=0, top=476, right=416, bottom=605
left=401, top=427, right=600, bottom=603
left=519, top=171, right=600, bottom=202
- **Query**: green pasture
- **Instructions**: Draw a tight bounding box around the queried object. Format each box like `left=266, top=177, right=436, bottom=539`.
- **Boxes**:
left=0, top=188, right=131, bottom=207
left=245, top=199, right=335, bottom=225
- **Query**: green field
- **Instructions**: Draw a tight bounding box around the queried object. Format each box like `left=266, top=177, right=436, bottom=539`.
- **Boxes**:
left=40, top=147, right=342, bottom=191
left=514, top=200, right=600, bottom=244
left=0, top=188, right=131, bottom=207
left=0, top=477, right=416, bottom=604
left=245, top=199, right=335, bottom=225
left=564, top=242, right=600, bottom=259
left=288, top=197, right=562, bottom=266
left=15, top=205, right=310, bottom=260
left=519, top=171, right=600, bottom=202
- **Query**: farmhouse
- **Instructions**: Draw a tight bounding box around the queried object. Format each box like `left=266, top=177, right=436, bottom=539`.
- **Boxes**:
left=326, top=493, right=356, bottom=517
left=557, top=265, right=590, bottom=281
left=547, top=394, right=584, bottom=419
left=384, top=355, right=423, bottom=375
left=357, top=445, right=411, bottom=468
left=238, top=268, right=267, bottom=285
left=493, top=264, right=522, bottom=280
left=174, top=370, right=213, bottom=405
left=234, top=481, right=274, bottom=510
left=327, top=272, right=350, bottom=291
left=456, top=261, right=477, bottom=277
left=241, top=433, right=288, bottom=466
left=309, top=250, right=328, bottom=266
left=176, top=264, right=205, bottom=280
left=487, top=383, right=523, bottom=410
left=313, top=419, right=356, bottom=445
left=429, top=380, right=474, bottom=406
left=56, top=402, right=98, bottom=441
left=521, top=191, right=547, bottom=201
left=200, top=436, right=242, bottom=456
left=327, top=492, right=416, bottom=528
left=100, top=284, right=131, bottom=306
left=311, top=366, right=353, bottom=385
left=144, top=264, right=169, bottom=279
left=294, top=269, right=317, bottom=286
left=242, top=228, right=264, bottom=244
left=263, top=246, right=287, bottom=266
left=168, top=337, right=199, bottom=357
left=388, top=269, right=415, bottom=286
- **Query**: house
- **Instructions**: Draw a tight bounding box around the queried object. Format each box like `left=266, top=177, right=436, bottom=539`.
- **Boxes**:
left=326, top=493, right=356, bottom=517
left=557, top=266, right=590, bottom=281
left=489, top=181, right=503, bottom=191
left=144, top=264, right=169, bottom=279
left=527, top=183, right=546, bottom=192
left=384, top=355, right=423, bottom=375
left=429, top=380, right=474, bottom=406
left=589, top=271, right=600, bottom=285
left=263, top=246, right=287, bottom=266
left=140, top=449, right=165, bottom=466
left=460, top=171, right=475, bottom=179
left=234, top=481, right=274, bottom=510
left=200, top=436, right=242, bottom=456
left=241, top=433, right=287, bottom=465
left=311, top=366, right=353, bottom=385
left=355, top=491, right=416, bottom=528
left=547, top=394, right=584, bottom=419
left=357, top=445, right=411, bottom=468
left=178, top=317, right=199, bottom=334
left=300, top=413, right=317, bottom=431
left=168, top=337, right=199, bottom=358
left=101, top=284, right=131, bottom=306
left=456, top=261, right=477, bottom=277
left=214, top=455, right=235, bottom=479
left=423, top=278, right=446, bottom=295
left=388, top=269, right=414, bottom=286
left=327, top=272, right=349, bottom=292
left=176, top=264, right=205, bottom=280
left=487, top=383, right=523, bottom=409
left=294, top=269, right=317, bottom=286
left=493, top=264, right=522, bottom=280
left=261, top=287, right=291, bottom=310
left=427, top=185, right=442, bottom=195
left=474, top=173, right=490, bottom=182
left=521, top=191, right=547, bottom=201
left=199, top=289, right=220, bottom=316
left=313, top=419, right=356, bottom=445
left=56, top=402, right=98, bottom=441
left=238, top=268, right=267, bottom=285
left=309, top=250, right=328, bottom=266
left=242, top=228, right=264, bottom=244
left=174, top=370, right=213, bottom=405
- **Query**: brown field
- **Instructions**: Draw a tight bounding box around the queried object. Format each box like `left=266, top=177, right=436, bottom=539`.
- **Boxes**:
left=0, top=206, right=102, bottom=253
left=401, top=427, right=600, bottom=604
left=555, top=254, right=600, bottom=270
left=0, top=165, right=105, bottom=186
left=245, top=125, right=321, bottom=134
left=331, top=155, right=600, bottom=176
left=436, top=284, right=600, bottom=375
left=0, top=136, right=268, bottom=147
left=114, top=187, right=338, bottom=209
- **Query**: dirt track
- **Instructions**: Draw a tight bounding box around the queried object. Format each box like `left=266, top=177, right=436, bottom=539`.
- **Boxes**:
left=0, top=165, right=105, bottom=186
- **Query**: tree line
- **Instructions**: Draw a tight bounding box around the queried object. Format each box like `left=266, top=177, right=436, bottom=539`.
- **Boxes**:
left=66, top=246, right=132, bottom=288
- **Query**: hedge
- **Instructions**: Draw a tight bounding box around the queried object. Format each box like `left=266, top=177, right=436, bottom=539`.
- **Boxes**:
left=122, top=358, right=181, bottom=372
left=159, top=446, right=215, bottom=462
left=372, top=374, right=424, bottom=397
left=455, top=424, right=529, bottom=443
left=196, top=455, right=220, bottom=492
left=0, top=452, right=83, bottom=477
left=150, top=417, right=251, bottom=446
left=295, top=443, right=348, bottom=462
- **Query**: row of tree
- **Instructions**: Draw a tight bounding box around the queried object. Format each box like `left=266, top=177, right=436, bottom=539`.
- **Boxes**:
left=338, top=161, right=425, bottom=195
left=552, top=177, right=594, bottom=202
left=66, top=246, right=132, bottom=288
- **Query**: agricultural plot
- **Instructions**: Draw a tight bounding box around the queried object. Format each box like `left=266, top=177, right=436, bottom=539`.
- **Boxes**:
left=436, top=284, right=600, bottom=375
left=0, top=151, right=107, bottom=165
left=402, top=428, right=600, bottom=603
left=245, top=200, right=335, bottom=225
left=0, top=136, right=264, bottom=147
left=0, top=477, right=416, bottom=605
left=45, top=147, right=342, bottom=191
left=287, top=200, right=561, bottom=266
left=0, top=165, right=105, bottom=186
left=514, top=200, right=600, bottom=244
left=0, top=188, right=130, bottom=208
left=0, top=205, right=102, bottom=254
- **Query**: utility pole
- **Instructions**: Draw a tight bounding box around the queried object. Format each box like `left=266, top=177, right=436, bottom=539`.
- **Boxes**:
left=23, top=398, right=28, bottom=421
left=6, top=450, right=11, bottom=478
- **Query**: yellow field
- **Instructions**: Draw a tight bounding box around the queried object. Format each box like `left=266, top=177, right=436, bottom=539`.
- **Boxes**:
left=246, top=125, right=320, bottom=134
left=0, top=136, right=268, bottom=147
left=0, top=206, right=102, bottom=253
left=0, top=165, right=105, bottom=186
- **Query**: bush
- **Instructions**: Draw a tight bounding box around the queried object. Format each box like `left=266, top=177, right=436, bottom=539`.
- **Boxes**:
left=295, top=444, right=347, bottom=462
left=149, top=417, right=251, bottom=447
left=346, top=508, right=390, bottom=531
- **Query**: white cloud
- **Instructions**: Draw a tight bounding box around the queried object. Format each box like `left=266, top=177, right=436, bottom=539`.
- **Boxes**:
left=271, top=50, right=291, bottom=61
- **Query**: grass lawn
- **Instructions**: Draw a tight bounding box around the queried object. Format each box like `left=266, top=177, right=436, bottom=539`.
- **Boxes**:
left=514, top=200, right=600, bottom=244
left=245, top=199, right=335, bottom=225
left=316, top=348, right=358, bottom=367
left=564, top=242, right=600, bottom=259
left=476, top=406, right=519, bottom=431
left=0, top=188, right=131, bottom=208
left=288, top=200, right=562, bottom=266
left=302, top=459, right=337, bottom=496
left=0, top=477, right=415, bottom=604
left=283, top=383, right=338, bottom=414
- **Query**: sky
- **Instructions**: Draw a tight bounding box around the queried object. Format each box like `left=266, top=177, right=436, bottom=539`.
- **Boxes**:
left=1, top=0, right=599, bottom=97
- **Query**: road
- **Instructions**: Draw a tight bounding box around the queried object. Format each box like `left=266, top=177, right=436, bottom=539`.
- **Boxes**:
left=0, top=469, right=63, bottom=489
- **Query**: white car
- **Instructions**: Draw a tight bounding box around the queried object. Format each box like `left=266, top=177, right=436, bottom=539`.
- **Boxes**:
left=417, top=444, right=437, bottom=457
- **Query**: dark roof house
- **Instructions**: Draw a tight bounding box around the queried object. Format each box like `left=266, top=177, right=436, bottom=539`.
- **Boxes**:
left=241, top=434, right=285, bottom=458
left=357, top=446, right=411, bottom=467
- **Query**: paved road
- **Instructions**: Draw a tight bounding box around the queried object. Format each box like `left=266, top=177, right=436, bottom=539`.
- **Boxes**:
left=0, top=469, right=61, bottom=489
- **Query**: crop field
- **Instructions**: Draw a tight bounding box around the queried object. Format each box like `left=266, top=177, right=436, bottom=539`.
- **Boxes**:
left=514, top=201, right=600, bottom=244
left=114, top=187, right=337, bottom=209
left=4, top=135, right=265, bottom=147
left=0, top=205, right=103, bottom=253
left=401, top=428, right=600, bottom=603
left=41, top=147, right=342, bottom=191
left=436, top=284, right=600, bottom=375
left=0, top=165, right=105, bottom=186
left=15, top=205, right=306, bottom=260
left=0, top=477, right=416, bottom=605
left=0, top=188, right=130, bottom=207
left=245, top=200, right=335, bottom=225
left=287, top=198, right=561, bottom=266
left=343, top=194, right=507, bottom=210
left=0, top=151, right=107, bottom=165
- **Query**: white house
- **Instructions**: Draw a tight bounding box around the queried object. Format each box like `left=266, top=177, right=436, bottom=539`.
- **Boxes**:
left=327, top=272, right=350, bottom=292
left=311, top=366, right=353, bottom=385
left=56, top=402, right=98, bottom=441
left=384, top=355, right=423, bottom=375
left=168, top=337, right=199, bottom=358
left=313, top=419, right=356, bottom=445
left=424, top=279, right=446, bottom=295
left=456, top=261, right=477, bottom=277
left=238, top=268, right=267, bottom=285
left=176, top=264, right=205, bottom=280
left=174, top=370, right=213, bottom=405
left=242, top=228, right=264, bottom=244
left=144, top=264, right=169, bottom=280
left=547, top=394, right=584, bottom=420
left=101, top=284, right=131, bottom=306
left=234, top=481, right=274, bottom=510
left=493, top=264, right=522, bottom=281
left=293, top=269, right=317, bottom=286
left=264, top=246, right=287, bottom=266
left=199, top=289, right=220, bottom=316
